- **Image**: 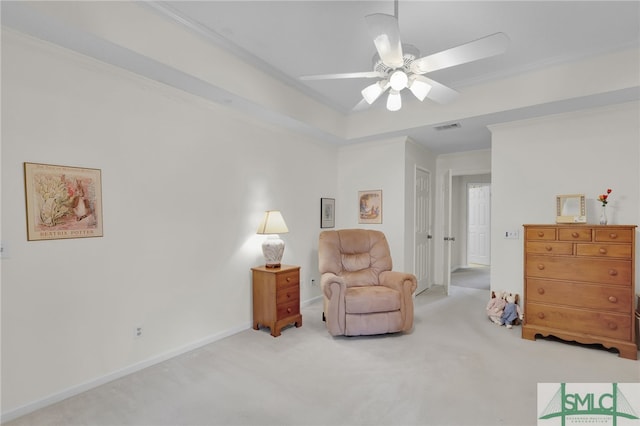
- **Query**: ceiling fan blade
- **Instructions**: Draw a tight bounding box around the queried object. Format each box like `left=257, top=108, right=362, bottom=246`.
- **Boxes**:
left=352, top=98, right=372, bottom=112
left=300, top=71, right=384, bottom=81
left=419, top=77, right=460, bottom=104
left=365, top=13, right=404, bottom=68
left=411, top=32, right=510, bottom=75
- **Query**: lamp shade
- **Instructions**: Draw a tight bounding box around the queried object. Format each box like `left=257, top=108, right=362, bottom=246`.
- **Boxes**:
left=256, top=210, right=289, bottom=234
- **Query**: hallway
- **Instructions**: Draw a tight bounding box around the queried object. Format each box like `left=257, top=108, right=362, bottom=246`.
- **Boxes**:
left=450, top=265, right=490, bottom=291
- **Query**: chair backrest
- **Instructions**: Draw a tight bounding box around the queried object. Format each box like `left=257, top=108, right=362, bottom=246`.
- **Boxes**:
left=318, top=229, right=393, bottom=287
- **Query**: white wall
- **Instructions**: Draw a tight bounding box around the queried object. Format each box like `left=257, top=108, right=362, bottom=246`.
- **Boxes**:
left=1, top=30, right=337, bottom=417
left=490, top=101, right=640, bottom=295
left=336, top=137, right=407, bottom=267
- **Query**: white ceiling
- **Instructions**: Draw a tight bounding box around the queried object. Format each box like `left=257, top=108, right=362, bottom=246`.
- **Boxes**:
left=3, top=1, right=639, bottom=153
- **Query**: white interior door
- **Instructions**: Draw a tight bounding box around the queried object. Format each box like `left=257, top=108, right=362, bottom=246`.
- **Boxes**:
left=443, top=169, right=453, bottom=296
left=414, top=168, right=432, bottom=294
left=467, top=183, right=491, bottom=265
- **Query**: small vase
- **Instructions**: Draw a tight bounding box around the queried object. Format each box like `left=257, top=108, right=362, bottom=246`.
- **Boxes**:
left=599, top=206, right=608, bottom=225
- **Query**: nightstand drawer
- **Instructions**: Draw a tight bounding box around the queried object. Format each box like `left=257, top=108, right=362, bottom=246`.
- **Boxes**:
left=526, top=303, right=631, bottom=341
left=277, top=300, right=300, bottom=319
left=277, top=270, right=299, bottom=287
left=526, top=279, right=631, bottom=313
left=277, top=285, right=299, bottom=304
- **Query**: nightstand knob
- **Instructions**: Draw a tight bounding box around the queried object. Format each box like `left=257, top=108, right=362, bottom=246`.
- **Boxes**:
left=599, top=247, right=608, bottom=254
left=545, top=245, right=553, bottom=252
left=571, top=232, right=579, bottom=238
left=537, top=231, right=545, bottom=237
left=537, top=264, right=545, bottom=270
left=537, top=312, right=545, bottom=319
left=608, top=322, right=617, bottom=330
left=286, top=277, right=291, bottom=282
left=609, top=233, right=618, bottom=239
left=537, top=288, right=545, bottom=295
left=608, top=269, right=618, bottom=276
left=287, top=307, right=292, bottom=313
left=608, top=296, right=618, bottom=303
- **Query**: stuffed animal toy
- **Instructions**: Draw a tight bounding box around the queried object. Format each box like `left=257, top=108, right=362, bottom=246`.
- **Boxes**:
left=486, top=290, right=507, bottom=325
left=500, top=293, right=524, bottom=329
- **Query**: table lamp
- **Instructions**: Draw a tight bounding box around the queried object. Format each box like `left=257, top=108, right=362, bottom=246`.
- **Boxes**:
left=256, top=210, right=289, bottom=268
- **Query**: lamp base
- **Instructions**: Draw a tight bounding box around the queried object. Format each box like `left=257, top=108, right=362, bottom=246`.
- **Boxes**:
left=262, top=235, right=285, bottom=269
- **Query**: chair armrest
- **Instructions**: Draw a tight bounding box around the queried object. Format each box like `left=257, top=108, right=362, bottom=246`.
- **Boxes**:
left=321, top=272, right=345, bottom=300
left=379, top=271, right=417, bottom=332
left=321, top=273, right=347, bottom=336
left=379, top=271, right=417, bottom=295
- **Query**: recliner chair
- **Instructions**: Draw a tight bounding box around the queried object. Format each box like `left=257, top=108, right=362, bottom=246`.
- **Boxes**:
left=318, top=229, right=417, bottom=336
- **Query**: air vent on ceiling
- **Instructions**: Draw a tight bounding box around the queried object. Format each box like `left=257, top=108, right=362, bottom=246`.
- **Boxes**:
left=434, top=123, right=461, bottom=131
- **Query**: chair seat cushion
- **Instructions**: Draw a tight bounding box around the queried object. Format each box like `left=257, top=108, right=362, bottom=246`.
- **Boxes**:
left=345, top=285, right=401, bottom=314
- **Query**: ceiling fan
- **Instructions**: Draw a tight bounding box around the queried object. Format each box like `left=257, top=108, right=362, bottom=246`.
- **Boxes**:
left=300, top=3, right=509, bottom=112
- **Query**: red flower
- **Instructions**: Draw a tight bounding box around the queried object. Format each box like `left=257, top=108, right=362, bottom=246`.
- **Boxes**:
left=598, top=189, right=612, bottom=206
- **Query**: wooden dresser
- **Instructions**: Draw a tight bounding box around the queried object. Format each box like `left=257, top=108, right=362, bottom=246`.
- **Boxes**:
left=251, top=265, right=302, bottom=337
left=522, top=224, right=637, bottom=360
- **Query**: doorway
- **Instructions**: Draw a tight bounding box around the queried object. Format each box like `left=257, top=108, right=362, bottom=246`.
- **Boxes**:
left=467, top=183, right=491, bottom=266
left=414, top=167, right=432, bottom=295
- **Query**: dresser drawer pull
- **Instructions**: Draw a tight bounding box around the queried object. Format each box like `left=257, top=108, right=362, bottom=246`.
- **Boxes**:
left=571, top=232, right=579, bottom=238
left=537, top=231, right=545, bottom=237
left=537, top=288, right=545, bottom=295
left=599, top=247, right=608, bottom=254
left=286, top=277, right=291, bottom=282
left=545, top=245, right=553, bottom=252
left=287, top=307, right=292, bottom=313
left=608, top=269, right=618, bottom=276
left=609, top=233, right=618, bottom=239
left=537, top=264, right=545, bottom=270
left=608, top=296, right=618, bottom=303
left=608, top=322, right=617, bottom=330
left=286, top=292, right=291, bottom=299
left=537, top=312, right=545, bottom=319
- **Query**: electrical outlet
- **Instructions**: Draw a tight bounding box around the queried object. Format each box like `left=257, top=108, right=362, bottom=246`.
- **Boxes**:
left=134, top=326, right=143, bottom=338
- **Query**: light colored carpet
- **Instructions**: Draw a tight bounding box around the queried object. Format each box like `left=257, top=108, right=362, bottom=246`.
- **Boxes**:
left=451, top=265, right=490, bottom=290
left=6, top=286, right=639, bottom=426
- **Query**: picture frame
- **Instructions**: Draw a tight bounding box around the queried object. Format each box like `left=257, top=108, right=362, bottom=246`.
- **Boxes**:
left=358, top=190, right=382, bottom=224
left=320, top=198, right=335, bottom=228
left=556, top=194, right=586, bottom=223
left=24, top=162, right=103, bottom=241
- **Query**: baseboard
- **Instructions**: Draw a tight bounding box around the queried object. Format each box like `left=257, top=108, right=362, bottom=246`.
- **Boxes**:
left=0, top=322, right=251, bottom=423
left=1, top=296, right=324, bottom=423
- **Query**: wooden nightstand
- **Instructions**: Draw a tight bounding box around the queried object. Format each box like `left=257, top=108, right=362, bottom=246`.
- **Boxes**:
left=251, top=265, right=302, bottom=337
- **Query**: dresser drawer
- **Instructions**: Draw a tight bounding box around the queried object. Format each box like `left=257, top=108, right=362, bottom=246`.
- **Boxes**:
left=277, top=300, right=300, bottom=319
left=526, top=228, right=557, bottom=241
left=576, top=243, right=632, bottom=259
left=558, top=228, right=592, bottom=241
left=526, top=241, right=573, bottom=255
left=526, top=302, right=631, bottom=340
left=595, top=228, right=634, bottom=243
left=526, top=255, right=631, bottom=285
left=526, top=278, right=631, bottom=313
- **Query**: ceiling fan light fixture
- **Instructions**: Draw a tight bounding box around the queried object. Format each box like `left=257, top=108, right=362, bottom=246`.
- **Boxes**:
left=389, top=70, right=408, bottom=91
left=408, top=76, right=432, bottom=102
left=361, top=80, right=388, bottom=104
left=386, top=89, right=402, bottom=111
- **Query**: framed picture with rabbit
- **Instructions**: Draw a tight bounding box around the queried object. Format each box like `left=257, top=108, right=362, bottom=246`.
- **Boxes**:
left=24, top=162, right=103, bottom=241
